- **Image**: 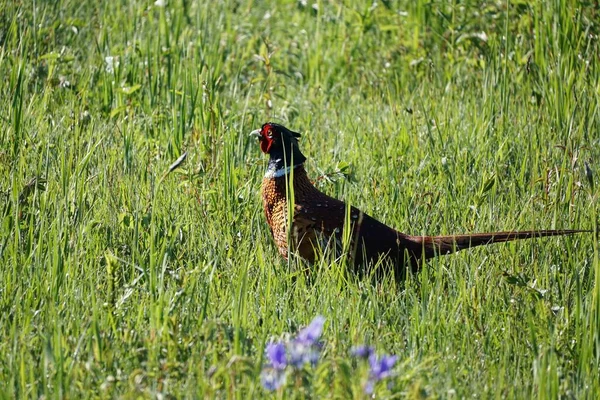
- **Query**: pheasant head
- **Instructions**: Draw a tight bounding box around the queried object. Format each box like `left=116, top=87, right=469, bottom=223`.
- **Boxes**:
left=250, top=122, right=307, bottom=177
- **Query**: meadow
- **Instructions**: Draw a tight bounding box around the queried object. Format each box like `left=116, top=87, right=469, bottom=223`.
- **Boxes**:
left=1, top=0, right=599, bottom=397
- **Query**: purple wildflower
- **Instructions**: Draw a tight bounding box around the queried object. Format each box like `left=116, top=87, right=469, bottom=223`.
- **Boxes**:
left=295, top=315, right=325, bottom=345
left=266, top=342, right=287, bottom=370
left=350, top=345, right=374, bottom=359
left=287, top=316, right=325, bottom=367
left=288, top=340, right=322, bottom=367
left=261, top=342, right=288, bottom=391
left=369, top=354, right=397, bottom=380
left=365, top=353, right=398, bottom=394
left=260, top=367, right=287, bottom=391
left=365, top=380, right=376, bottom=395
left=260, top=316, right=326, bottom=390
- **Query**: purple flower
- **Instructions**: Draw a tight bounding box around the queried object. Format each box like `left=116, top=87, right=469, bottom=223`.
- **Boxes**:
left=287, top=316, right=325, bottom=367
left=365, top=380, right=376, bottom=395
left=288, top=340, right=322, bottom=367
left=350, top=345, right=374, bottom=359
left=260, top=316, right=326, bottom=390
left=260, top=367, right=287, bottom=391
left=295, top=315, right=325, bottom=345
left=369, top=354, right=397, bottom=380
left=364, top=353, right=398, bottom=394
left=261, top=342, right=288, bottom=391
left=266, top=342, right=287, bottom=370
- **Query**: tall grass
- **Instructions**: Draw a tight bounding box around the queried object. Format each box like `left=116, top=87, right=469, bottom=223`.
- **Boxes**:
left=0, top=0, right=598, bottom=397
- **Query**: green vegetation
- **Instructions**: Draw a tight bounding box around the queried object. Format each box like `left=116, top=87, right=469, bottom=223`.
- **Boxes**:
left=1, top=0, right=599, bottom=397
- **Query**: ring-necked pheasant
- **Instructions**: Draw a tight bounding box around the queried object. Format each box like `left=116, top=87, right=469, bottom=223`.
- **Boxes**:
left=250, top=122, right=587, bottom=280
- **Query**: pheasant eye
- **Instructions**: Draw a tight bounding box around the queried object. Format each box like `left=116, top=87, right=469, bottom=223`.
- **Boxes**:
left=263, top=125, right=273, bottom=138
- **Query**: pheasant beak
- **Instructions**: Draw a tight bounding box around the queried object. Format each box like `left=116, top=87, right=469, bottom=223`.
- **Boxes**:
left=249, top=129, right=262, bottom=139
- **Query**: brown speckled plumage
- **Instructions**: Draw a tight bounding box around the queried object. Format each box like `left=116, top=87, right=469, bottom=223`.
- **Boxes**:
left=252, top=122, right=589, bottom=281
left=262, top=166, right=352, bottom=262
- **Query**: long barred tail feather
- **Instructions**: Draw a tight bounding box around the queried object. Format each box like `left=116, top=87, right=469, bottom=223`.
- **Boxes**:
left=409, top=229, right=590, bottom=260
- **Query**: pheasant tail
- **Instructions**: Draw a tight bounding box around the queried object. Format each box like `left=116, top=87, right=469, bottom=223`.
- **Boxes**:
left=413, top=229, right=588, bottom=260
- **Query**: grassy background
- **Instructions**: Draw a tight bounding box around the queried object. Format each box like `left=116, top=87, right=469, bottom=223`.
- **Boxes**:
left=1, top=0, right=599, bottom=397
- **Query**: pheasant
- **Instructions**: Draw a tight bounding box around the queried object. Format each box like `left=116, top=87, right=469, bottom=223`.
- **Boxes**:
left=250, top=122, right=587, bottom=280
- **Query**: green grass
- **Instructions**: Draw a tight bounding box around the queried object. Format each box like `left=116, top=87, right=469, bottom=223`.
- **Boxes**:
left=1, top=0, right=599, bottom=397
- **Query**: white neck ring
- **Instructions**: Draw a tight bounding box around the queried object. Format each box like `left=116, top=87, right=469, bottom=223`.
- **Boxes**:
left=264, top=164, right=301, bottom=179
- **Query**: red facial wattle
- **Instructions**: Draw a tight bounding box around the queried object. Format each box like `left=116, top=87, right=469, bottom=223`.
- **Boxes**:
left=259, top=124, right=275, bottom=153
left=260, top=137, right=273, bottom=153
